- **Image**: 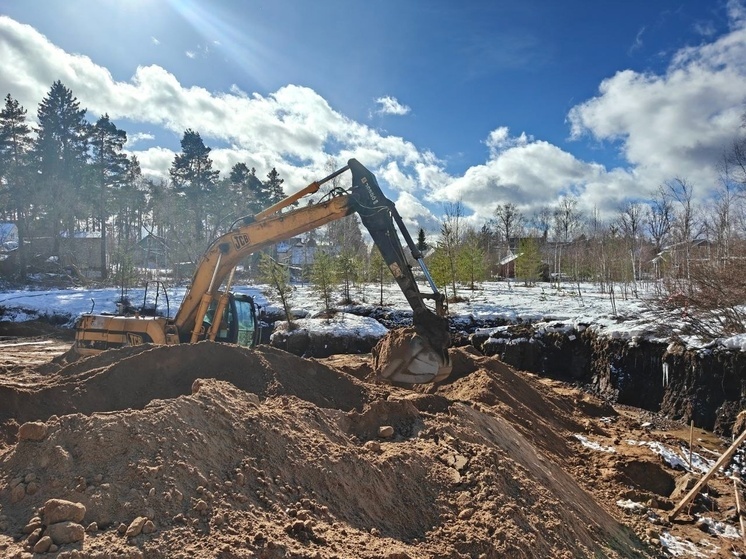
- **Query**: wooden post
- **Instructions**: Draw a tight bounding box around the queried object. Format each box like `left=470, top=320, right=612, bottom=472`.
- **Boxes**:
left=669, top=427, right=746, bottom=521
left=733, top=477, right=745, bottom=544
left=688, top=420, right=694, bottom=470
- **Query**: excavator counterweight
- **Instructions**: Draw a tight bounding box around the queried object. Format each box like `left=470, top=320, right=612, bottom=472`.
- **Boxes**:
left=73, top=159, right=452, bottom=384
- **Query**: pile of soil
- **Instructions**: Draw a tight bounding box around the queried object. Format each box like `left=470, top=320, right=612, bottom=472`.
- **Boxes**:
left=0, top=339, right=744, bottom=558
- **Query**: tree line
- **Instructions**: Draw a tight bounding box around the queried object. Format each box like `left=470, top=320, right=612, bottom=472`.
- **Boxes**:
left=0, top=82, right=288, bottom=280
left=2, top=82, right=746, bottom=338
left=424, top=131, right=746, bottom=339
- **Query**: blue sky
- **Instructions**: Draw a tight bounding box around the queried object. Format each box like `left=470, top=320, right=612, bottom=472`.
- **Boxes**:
left=0, top=0, right=744, bottom=234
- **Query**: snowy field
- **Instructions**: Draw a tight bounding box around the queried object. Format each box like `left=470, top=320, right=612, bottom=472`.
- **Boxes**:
left=0, top=279, right=744, bottom=351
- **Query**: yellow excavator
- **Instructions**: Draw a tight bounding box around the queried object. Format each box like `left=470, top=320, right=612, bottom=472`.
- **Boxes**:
left=73, top=159, right=452, bottom=384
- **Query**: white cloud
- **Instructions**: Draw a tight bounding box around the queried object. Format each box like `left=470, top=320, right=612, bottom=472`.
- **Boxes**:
left=374, top=96, right=411, bottom=116
left=0, top=15, right=434, bottom=196
left=628, top=26, right=645, bottom=54
left=391, top=191, right=440, bottom=233
left=568, top=10, right=746, bottom=203
left=185, top=50, right=196, bottom=59
left=379, top=161, right=418, bottom=193
left=125, top=132, right=155, bottom=148
left=434, top=133, right=617, bottom=221
left=485, top=127, right=531, bottom=158
left=127, top=146, right=175, bottom=181
left=728, top=0, right=746, bottom=27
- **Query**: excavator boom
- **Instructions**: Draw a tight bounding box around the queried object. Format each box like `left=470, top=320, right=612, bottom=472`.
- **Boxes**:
left=74, top=159, right=452, bottom=384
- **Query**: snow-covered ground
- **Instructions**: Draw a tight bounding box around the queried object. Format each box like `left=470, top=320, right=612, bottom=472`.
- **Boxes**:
left=0, top=279, right=743, bottom=350
left=0, top=279, right=644, bottom=327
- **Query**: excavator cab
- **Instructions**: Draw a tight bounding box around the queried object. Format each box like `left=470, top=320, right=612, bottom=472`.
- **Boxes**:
left=203, top=293, right=260, bottom=347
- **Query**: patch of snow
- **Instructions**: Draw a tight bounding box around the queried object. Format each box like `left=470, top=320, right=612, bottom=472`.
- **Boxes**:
left=273, top=314, right=388, bottom=339
left=626, top=440, right=715, bottom=474
left=616, top=499, right=645, bottom=511
left=720, top=333, right=746, bottom=351
left=574, top=434, right=616, bottom=453
left=659, top=531, right=709, bottom=558
left=697, top=516, right=741, bottom=539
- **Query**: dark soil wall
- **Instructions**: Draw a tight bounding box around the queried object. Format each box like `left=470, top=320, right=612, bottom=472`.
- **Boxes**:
left=471, top=326, right=746, bottom=437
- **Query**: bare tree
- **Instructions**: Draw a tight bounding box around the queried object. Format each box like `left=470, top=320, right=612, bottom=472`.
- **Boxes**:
left=552, top=196, right=581, bottom=285
left=617, top=202, right=646, bottom=292
left=714, top=149, right=746, bottom=258
left=704, top=176, right=741, bottom=262
left=726, top=135, right=746, bottom=187
left=587, top=206, right=603, bottom=238
left=554, top=196, right=581, bottom=243
left=646, top=188, right=673, bottom=256
left=666, top=177, right=703, bottom=282
left=436, top=201, right=463, bottom=300
left=322, top=157, right=366, bottom=259
left=530, top=206, right=552, bottom=240
left=494, top=202, right=524, bottom=253
left=477, top=222, right=499, bottom=278
left=653, top=136, right=746, bottom=340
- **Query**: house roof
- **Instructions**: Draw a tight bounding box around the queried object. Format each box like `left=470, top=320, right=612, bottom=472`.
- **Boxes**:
left=0, top=223, right=18, bottom=239
left=0, top=223, right=19, bottom=251
left=499, top=250, right=520, bottom=265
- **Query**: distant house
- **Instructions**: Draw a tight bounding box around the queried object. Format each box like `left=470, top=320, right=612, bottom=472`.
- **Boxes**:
left=0, top=223, right=18, bottom=251
left=277, top=237, right=318, bottom=268
left=497, top=236, right=550, bottom=279
left=498, top=249, right=519, bottom=278
left=59, top=230, right=101, bottom=273
left=0, top=223, right=19, bottom=274
left=136, top=233, right=169, bottom=269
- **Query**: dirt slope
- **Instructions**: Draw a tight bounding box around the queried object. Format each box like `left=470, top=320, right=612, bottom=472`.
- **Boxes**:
left=0, top=338, right=744, bottom=558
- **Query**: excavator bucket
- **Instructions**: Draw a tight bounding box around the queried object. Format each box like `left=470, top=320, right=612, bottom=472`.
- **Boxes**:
left=373, top=327, right=452, bottom=385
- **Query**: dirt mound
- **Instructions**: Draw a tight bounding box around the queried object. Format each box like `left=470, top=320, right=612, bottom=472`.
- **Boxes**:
left=0, top=342, right=379, bottom=433
left=2, top=342, right=745, bottom=558
left=0, top=343, right=659, bottom=558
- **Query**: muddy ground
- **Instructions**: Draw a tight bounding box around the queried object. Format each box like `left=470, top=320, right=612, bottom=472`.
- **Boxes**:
left=0, top=324, right=745, bottom=558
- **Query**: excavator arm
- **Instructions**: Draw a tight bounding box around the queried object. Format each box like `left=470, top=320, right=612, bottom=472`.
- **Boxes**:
left=346, top=160, right=452, bottom=383
left=175, top=158, right=451, bottom=384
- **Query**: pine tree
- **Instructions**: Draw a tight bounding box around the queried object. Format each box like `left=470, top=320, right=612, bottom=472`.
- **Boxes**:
left=115, top=156, right=147, bottom=247
left=169, top=129, right=219, bottom=244
left=309, top=250, right=338, bottom=315
left=33, top=81, right=90, bottom=254
left=428, top=247, right=452, bottom=300
left=111, top=156, right=148, bottom=277
left=458, top=228, right=486, bottom=291
left=416, top=228, right=428, bottom=252
left=228, top=162, right=263, bottom=216
left=515, top=237, right=542, bottom=286
left=337, top=249, right=360, bottom=304
left=90, top=114, right=128, bottom=279
left=259, top=253, right=294, bottom=329
left=0, top=94, right=33, bottom=277
left=369, top=245, right=387, bottom=306
left=263, top=168, right=285, bottom=207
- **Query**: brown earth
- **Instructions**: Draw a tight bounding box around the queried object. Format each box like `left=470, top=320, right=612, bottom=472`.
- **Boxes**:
left=0, top=325, right=745, bottom=558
